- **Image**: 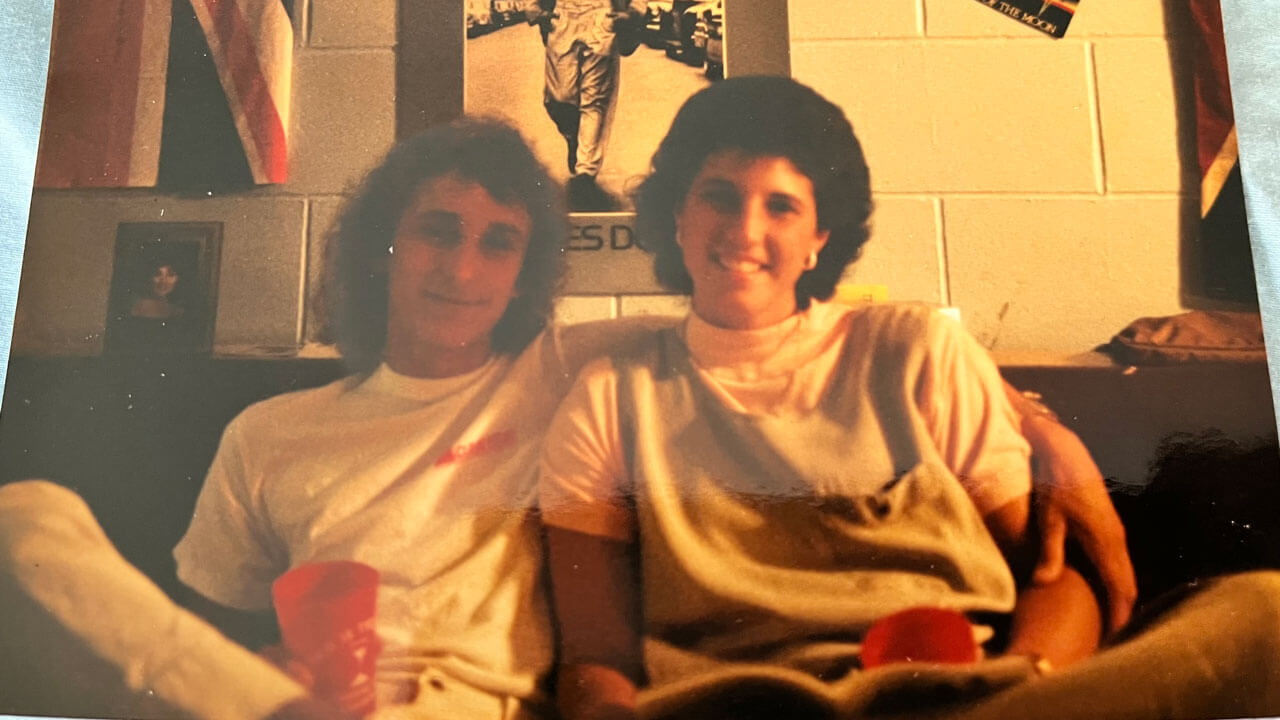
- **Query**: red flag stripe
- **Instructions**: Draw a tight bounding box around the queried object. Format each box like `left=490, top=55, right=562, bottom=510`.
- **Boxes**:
left=102, top=0, right=147, bottom=185
left=35, top=0, right=160, bottom=187
left=193, top=0, right=290, bottom=183
left=1190, top=0, right=1234, bottom=187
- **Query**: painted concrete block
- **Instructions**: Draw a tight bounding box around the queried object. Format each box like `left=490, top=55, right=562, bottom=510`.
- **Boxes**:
left=14, top=193, right=307, bottom=354
left=845, top=196, right=943, bottom=304
left=310, top=0, right=397, bottom=48
left=289, top=49, right=396, bottom=195
left=790, top=0, right=920, bottom=40
left=1095, top=38, right=1196, bottom=193
left=619, top=294, right=690, bottom=318
left=304, top=196, right=344, bottom=342
left=793, top=41, right=1097, bottom=193
left=945, top=196, right=1186, bottom=353
left=554, top=295, right=618, bottom=325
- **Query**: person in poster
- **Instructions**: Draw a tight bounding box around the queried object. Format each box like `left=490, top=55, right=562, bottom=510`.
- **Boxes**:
left=523, top=0, right=647, bottom=212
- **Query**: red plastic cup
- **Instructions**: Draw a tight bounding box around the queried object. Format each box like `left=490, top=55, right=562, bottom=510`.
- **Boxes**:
left=272, top=561, right=381, bottom=715
left=861, top=606, right=979, bottom=669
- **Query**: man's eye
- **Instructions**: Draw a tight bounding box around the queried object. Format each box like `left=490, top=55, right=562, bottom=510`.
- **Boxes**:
left=421, top=223, right=461, bottom=245
left=767, top=197, right=800, bottom=216
left=483, top=231, right=522, bottom=253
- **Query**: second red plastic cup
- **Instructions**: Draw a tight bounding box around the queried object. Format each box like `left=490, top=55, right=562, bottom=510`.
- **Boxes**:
left=862, top=606, right=979, bottom=669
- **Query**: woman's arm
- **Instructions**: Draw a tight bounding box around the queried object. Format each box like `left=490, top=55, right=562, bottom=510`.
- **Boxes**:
left=540, top=359, right=646, bottom=720
left=546, top=526, right=643, bottom=720
left=1003, top=380, right=1138, bottom=633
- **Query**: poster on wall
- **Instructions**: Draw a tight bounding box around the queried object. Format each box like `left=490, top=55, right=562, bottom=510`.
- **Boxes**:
left=464, top=1, right=723, bottom=214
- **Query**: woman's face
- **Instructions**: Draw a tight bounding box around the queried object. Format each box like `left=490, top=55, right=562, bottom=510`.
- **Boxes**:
left=675, top=150, right=829, bottom=330
left=152, top=265, right=179, bottom=299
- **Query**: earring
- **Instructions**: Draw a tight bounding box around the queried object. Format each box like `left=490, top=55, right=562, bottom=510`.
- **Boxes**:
left=804, top=251, right=818, bottom=271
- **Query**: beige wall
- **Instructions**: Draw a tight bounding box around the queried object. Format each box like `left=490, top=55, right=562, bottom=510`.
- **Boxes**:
left=14, top=0, right=1194, bottom=356
left=795, top=0, right=1193, bottom=352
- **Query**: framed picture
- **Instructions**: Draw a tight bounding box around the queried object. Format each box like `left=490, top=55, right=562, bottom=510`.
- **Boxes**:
left=103, top=221, right=222, bottom=354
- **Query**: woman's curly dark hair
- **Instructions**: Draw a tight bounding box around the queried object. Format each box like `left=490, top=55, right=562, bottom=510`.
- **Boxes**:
left=317, top=118, right=566, bottom=374
left=633, top=76, right=872, bottom=308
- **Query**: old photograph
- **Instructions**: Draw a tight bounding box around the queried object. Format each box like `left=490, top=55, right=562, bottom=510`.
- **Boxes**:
left=104, top=222, right=221, bottom=355
left=2, top=0, right=1280, bottom=718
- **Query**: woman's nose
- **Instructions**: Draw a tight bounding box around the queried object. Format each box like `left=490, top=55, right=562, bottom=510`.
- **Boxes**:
left=731, top=202, right=770, bottom=244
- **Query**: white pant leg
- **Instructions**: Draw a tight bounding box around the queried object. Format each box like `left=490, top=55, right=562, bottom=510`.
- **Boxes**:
left=947, top=571, right=1280, bottom=720
left=0, top=480, right=307, bottom=720
left=573, top=47, right=618, bottom=177
left=543, top=43, right=581, bottom=108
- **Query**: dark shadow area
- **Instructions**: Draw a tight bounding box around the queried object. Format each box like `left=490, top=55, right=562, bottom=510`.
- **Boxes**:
left=0, top=356, right=345, bottom=599
left=1164, top=0, right=1260, bottom=309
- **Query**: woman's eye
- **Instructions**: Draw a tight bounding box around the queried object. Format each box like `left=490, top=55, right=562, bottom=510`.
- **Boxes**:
left=700, top=188, right=739, bottom=212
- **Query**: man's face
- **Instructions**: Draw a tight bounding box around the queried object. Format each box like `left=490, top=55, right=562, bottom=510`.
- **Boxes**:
left=384, top=173, right=532, bottom=377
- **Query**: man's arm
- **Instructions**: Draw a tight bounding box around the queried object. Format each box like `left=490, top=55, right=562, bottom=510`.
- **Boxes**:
left=983, top=498, right=1102, bottom=669
left=1003, top=380, right=1138, bottom=633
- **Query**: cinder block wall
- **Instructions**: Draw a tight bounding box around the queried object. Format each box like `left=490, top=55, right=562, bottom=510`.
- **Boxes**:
left=557, top=0, right=1195, bottom=354
left=14, top=0, right=1192, bottom=356
left=796, top=0, right=1191, bottom=352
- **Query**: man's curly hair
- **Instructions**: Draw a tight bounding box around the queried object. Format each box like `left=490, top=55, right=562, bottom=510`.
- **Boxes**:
left=316, top=118, right=565, bottom=374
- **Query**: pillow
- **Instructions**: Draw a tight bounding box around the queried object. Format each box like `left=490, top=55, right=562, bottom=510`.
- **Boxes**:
left=1102, top=311, right=1266, bottom=365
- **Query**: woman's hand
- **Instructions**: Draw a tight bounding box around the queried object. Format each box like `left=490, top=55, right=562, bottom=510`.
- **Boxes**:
left=558, top=663, right=639, bottom=720
left=1005, top=382, right=1138, bottom=633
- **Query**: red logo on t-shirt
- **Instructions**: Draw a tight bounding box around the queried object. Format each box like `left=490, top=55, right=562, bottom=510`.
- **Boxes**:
left=434, top=429, right=518, bottom=467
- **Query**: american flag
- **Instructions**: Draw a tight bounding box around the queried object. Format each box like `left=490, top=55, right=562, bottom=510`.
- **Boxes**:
left=1188, top=0, right=1254, bottom=301
left=35, top=0, right=292, bottom=188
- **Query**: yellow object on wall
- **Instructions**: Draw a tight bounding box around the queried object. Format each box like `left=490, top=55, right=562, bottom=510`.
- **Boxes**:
left=833, top=284, right=889, bottom=305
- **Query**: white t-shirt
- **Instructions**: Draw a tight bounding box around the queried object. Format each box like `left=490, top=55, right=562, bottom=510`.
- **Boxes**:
left=541, top=301, right=1032, bottom=540
left=173, top=321, right=668, bottom=707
